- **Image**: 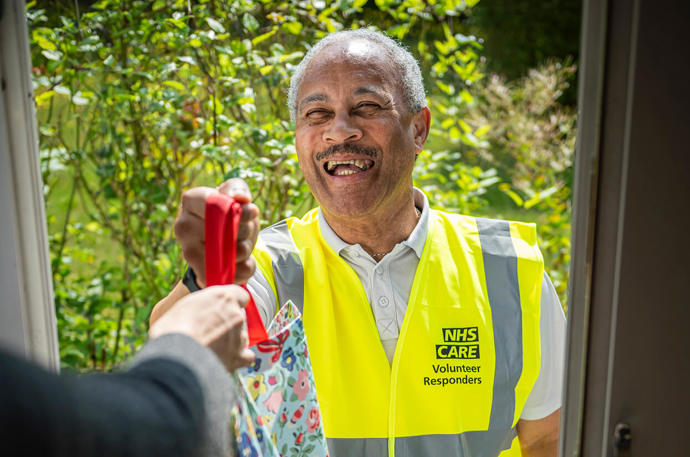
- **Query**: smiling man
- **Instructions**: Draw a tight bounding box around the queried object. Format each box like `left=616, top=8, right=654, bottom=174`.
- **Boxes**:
left=151, top=29, right=565, bottom=457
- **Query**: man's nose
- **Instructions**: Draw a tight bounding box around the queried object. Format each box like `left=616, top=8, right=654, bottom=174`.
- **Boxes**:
left=323, top=112, right=362, bottom=144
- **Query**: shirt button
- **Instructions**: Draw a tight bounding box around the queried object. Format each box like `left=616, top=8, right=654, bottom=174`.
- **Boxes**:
left=378, top=296, right=389, bottom=307
left=375, top=268, right=384, bottom=276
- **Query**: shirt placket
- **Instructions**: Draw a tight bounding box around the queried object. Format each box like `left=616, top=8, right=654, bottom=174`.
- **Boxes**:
left=371, top=255, right=399, bottom=340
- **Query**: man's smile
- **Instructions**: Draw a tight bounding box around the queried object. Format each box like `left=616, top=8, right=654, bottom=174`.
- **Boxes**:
left=314, top=143, right=380, bottom=177
left=324, top=159, right=374, bottom=176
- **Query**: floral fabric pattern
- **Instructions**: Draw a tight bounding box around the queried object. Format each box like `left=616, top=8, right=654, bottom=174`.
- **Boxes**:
left=231, top=301, right=329, bottom=457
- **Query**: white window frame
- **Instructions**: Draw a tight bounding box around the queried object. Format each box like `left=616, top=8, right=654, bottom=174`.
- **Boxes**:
left=0, top=0, right=59, bottom=371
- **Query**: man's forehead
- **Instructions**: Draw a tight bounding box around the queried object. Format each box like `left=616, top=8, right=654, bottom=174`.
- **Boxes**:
left=341, top=39, right=375, bottom=58
left=307, top=38, right=388, bottom=70
left=295, top=39, right=400, bottom=110
left=300, top=43, right=390, bottom=87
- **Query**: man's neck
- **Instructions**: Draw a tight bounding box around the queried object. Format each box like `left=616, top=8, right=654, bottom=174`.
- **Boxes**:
left=321, top=196, right=420, bottom=259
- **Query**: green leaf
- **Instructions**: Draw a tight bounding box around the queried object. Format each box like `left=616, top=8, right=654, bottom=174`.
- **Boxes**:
left=282, top=21, right=303, bottom=35
left=33, top=34, right=56, bottom=51
left=524, top=187, right=559, bottom=209
left=502, top=188, right=524, bottom=207
left=478, top=176, right=500, bottom=188
left=322, top=17, right=337, bottom=33
left=454, top=33, right=478, bottom=44
left=449, top=126, right=461, bottom=140
left=35, top=90, right=55, bottom=106
left=177, top=56, right=196, bottom=66
left=41, top=49, right=62, bottom=61
left=436, top=81, right=454, bottom=95
left=165, top=18, right=186, bottom=30
left=242, top=13, right=259, bottom=32
left=163, top=80, right=185, bottom=91
left=441, top=118, right=455, bottom=129
left=418, top=40, right=428, bottom=55
left=387, top=23, right=410, bottom=39
left=206, top=17, right=225, bottom=34
left=85, top=222, right=100, bottom=232
left=71, top=94, right=89, bottom=105
left=252, top=29, right=277, bottom=46
left=434, top=40, right=448, bottom=55
left=259, top=65, right=274, bottom=76
left=475, top=124, right=490, bottom=137
left=278, top=51, right=304, bottom=63
left=462, top=132, right=479, bottom=147
left=459, top=90, right=473, bottom=104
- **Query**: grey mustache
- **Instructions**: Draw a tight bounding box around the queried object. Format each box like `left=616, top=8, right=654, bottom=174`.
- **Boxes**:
left=315, top=144, right=379, bottom=161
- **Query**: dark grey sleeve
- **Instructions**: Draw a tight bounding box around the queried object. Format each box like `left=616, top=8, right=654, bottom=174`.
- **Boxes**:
left=0, top=334, right=237, bottom=457
left=130, top=333, right=237, bottom=457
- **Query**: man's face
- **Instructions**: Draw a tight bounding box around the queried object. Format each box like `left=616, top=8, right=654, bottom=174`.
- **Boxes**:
left=294, top=40, right=429, bottom=220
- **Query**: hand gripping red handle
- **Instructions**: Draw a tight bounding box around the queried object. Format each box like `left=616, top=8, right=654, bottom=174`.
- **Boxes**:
left=205, top=193, right=268, bottom=346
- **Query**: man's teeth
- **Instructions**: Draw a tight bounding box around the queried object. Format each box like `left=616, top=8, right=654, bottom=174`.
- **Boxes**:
left=335, top=169, right=357, bottom=176
left=326, top=159, right=371, bottom=171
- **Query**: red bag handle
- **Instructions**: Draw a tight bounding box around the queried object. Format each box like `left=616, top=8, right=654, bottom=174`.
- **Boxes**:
left=205, top=193, right=269, bottom=346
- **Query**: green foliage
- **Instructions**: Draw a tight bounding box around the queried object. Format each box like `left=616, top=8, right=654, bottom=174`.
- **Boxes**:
left=28, top=0, right=574, bottom=370
left=463, top=61, right=577, bottom=305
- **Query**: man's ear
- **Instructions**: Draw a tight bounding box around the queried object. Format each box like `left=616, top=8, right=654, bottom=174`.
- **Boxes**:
left=413, top=106, right=431, bottom=151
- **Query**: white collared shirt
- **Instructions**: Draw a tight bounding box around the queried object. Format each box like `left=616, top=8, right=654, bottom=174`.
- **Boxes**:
left=248, top=188, right=565, bottom=420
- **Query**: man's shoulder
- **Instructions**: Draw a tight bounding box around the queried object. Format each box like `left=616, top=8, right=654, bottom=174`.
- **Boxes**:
left=431, top=209, right=537, bottom=231
left=260, top=208, right=319, bottom=233
left=430, top=208, right=475, bottom=225
left=430, top=209, right=538, bottom=247
left=255, top=208, right=321, bottom=255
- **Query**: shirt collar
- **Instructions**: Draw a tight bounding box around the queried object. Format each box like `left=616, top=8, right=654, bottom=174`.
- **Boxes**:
left=317, top=187, right=430, bottom=259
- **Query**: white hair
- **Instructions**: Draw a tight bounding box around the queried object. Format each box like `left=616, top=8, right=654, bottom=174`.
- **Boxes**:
left=287, top=29, right=427, bottom=122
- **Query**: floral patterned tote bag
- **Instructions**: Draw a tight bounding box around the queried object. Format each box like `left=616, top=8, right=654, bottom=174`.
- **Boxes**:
left=233, top=301, right=329, bottom=457
left=204, top=194, right=329, bottom=457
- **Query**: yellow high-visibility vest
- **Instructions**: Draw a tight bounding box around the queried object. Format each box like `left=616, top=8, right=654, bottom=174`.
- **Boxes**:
left=253, top=208, right=544, bottom=457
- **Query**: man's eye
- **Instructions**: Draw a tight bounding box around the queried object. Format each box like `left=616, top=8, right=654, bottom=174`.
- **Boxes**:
left=355, top=103, right=381, bottom=113
left=306, top=110, right=330, bottom=119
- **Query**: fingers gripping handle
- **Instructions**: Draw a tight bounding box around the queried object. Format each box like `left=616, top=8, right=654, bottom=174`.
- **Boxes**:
left=205, top=193, right=268, bottom=346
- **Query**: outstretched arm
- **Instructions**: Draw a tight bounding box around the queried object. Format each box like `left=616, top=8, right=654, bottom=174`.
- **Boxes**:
left=150, top=279, right=190, bottom=325
left=0, top=338, right=222, bottom=457
left=1, top=285, right=253, bottom=457
left=150, top=178, right=260, bottom=326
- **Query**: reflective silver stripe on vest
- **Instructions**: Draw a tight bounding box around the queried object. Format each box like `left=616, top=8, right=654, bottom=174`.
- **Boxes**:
left=327, top=428, right=516, bottom=457
left=327, top=438, right=388, bottom=457
left=259, top=221, right=304, bottom=313
left=476, top=218, right=522, bottom=431
left=395, top=429, right=517, bottom=457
